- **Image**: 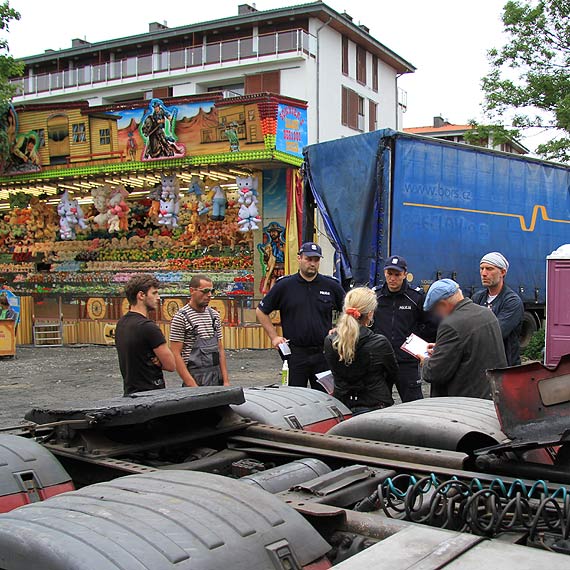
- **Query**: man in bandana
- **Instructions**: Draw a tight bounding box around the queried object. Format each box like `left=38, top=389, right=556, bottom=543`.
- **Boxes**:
left=472, top=252, right=524, bottom=366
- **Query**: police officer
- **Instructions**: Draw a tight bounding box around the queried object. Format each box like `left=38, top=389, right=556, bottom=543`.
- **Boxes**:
left=372, top=255, right=436, bottom=402
left=256, top=242, right=345, bottom=389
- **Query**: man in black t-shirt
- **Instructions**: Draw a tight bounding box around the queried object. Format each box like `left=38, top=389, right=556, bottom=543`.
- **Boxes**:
left=115, top=275, right=175, bottom=396
left=257, top=242, right=345, bottom=389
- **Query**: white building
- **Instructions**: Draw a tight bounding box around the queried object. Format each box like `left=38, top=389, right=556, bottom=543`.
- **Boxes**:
left=12, top=2, right=414, bottom=145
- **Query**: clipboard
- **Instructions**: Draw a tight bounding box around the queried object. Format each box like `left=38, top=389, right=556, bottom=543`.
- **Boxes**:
left=401, top=333, right=430, bottom=360
left=315, top=370, right=335, bottom=395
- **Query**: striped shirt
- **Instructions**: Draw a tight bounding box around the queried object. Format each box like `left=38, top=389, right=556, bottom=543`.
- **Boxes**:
left=169, top=304, right=222, bottom=363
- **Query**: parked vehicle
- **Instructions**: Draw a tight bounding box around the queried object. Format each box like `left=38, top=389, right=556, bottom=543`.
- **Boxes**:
left=303, top=130, right=570, bottom=344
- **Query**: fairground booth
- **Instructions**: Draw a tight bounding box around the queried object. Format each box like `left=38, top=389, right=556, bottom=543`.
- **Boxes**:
left=0, top=93, right=307, bottom=348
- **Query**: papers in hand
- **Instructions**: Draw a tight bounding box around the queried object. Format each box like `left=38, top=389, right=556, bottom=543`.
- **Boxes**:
left=315, top=370, right=335, bottom=395
left=401, top=333, right=430, bottom=360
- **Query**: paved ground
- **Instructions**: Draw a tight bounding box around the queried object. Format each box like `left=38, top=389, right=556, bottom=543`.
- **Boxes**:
left=0, top=345, right=283, bottom=428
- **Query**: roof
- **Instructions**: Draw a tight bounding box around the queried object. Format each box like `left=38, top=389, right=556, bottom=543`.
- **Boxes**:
left=404, top=123, right=529, bottom=154
left=404, top=124, right=472, bottom=135
left=18, top=2, right=415, bottom=74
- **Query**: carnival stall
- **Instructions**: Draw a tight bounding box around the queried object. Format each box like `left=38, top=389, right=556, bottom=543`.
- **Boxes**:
left=0, top=93, right=307, bottom=348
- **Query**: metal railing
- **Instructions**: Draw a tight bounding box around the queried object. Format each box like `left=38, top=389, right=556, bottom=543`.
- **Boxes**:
left=12, top=29, right=315, bottom=97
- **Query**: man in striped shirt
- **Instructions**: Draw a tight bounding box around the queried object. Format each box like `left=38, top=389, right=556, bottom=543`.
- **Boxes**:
left=169, top=274, right=230, bottom=387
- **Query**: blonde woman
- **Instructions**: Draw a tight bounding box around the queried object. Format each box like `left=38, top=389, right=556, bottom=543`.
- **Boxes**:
left=324, top=287, right=398, bottom=414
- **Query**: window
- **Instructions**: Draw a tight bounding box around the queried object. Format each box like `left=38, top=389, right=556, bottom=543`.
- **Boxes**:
left=36, top=129, right=45, bottom=148
left=369, top=100, right=378, bottom=132
left=99, top=128, right=111, bottom=146
left=372, top=55, right=378, bottom=92
left=342, top=36, right=349, bottom=75
left=356, top=45, right=367, bottom=85
left=245, top=71, right=281, bottom=94
left=72, top=123, right=86, bottom=143
left=342, top=86, right=365, bottom=131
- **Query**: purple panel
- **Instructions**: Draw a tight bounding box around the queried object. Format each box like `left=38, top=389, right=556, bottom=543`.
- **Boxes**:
left=546, top=258, right=570, bottom=366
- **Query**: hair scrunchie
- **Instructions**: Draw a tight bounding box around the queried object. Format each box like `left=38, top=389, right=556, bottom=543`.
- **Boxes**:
left=345, top=307, right=361, bottom=319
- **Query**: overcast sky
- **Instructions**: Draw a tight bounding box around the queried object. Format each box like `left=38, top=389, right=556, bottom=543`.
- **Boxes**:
left=7, top=0, right=542, bottom=149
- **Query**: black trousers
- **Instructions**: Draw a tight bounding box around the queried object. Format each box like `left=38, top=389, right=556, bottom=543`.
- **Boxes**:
left=395, top=361, right=423, bottom=402
left=288, top=346, right=328, bottom=390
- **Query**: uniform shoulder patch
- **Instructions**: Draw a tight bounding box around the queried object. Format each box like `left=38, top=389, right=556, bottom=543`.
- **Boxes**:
left=414, top=286, right=423, bottom=293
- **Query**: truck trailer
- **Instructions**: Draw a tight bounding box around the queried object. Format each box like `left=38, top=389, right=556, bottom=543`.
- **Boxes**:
left=304, top=130, right=570, bottom=343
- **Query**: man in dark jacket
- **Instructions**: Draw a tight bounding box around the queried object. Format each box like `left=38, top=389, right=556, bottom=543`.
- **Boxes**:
left=372, top=255, right=436, bottom=402
left=420, top=279, right=507, bottom=399
left=472, top=252, right=524, bottom=366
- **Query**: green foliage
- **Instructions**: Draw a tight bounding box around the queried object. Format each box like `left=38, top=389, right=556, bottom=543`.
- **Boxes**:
left=463, top=120, right=522, bottom=148
left=0, top=2, right=22, bottom=165
left=481, top=0, right=570, bottom=162
left=522, top=327, right=545, bottom=361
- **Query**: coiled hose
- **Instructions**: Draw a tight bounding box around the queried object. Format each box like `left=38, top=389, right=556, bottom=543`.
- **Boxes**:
left=354, top=473, right=570, bottom=541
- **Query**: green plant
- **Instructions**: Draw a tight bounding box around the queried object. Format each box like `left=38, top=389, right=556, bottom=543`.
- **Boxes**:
left=8, top=190, right=29, bottom=208
left=523, top=327, right=545, bottom=361
left=481, top=0, right=570, bottom=163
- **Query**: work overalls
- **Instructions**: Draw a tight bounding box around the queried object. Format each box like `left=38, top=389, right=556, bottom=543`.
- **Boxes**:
left=185, top=308, right=223, bottom=386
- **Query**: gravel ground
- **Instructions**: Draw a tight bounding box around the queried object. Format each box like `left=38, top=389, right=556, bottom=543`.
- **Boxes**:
left=0, top=345, right=284, bottom=428
left=0, top=345, right=428, bottom=428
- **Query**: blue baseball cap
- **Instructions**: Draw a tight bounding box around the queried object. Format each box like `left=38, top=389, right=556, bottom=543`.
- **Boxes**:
left=384, top=255, right=407, bottom=272
left=424, top=279, right=460, bottom=311
left=299, top=242, right=323, bottom=258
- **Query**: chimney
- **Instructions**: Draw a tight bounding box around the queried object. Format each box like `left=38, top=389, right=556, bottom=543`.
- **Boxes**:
left=341, top=11, right=353, bottom=22
left=433, top=116, right=448, bottom=128
left=71, top=38, right=90, bottom=48
left=238, top=3, right=258, bottom=15
left=359, top=24, right=370, bottom=33
left=149, top=21, right=169, bottom=32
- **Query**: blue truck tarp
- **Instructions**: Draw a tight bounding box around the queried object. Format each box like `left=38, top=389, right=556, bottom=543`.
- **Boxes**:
left=304, top=130, right=570, bottom=304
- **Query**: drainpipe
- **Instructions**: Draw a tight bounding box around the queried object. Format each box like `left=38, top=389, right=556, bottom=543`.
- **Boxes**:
left=395, top=73, right=402, bottom=130
left=315, top=17, right=332, bottom=143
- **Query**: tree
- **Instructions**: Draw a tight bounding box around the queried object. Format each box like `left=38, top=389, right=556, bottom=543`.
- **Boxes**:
left=463, top=121, right=522, bottom=150
left=0, top=2, right=22, bottom=165
left=481, top=0, right=570, bottom=162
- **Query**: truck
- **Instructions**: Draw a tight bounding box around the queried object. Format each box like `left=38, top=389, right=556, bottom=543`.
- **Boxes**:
left=303, top=129, right=570, bottom=344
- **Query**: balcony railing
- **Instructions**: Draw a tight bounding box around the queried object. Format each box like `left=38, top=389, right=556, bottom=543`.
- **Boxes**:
left=12, top=29, right=315, bottom=97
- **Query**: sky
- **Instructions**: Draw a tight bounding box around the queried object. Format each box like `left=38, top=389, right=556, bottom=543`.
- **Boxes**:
left=6, top=0, right=543, bottom=149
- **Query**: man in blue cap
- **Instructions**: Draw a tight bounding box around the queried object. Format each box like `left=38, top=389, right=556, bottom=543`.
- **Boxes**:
left=472, top=252, right=523, bottom=366
left=372, top=255, right=436, bottom=401
left=420, top=279, right=506, bottom=399
left=257, top=242, right=345, bottom=389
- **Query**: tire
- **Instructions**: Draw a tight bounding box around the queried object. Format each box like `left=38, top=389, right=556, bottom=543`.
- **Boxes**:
left=520, top=311, right=539, bottom=348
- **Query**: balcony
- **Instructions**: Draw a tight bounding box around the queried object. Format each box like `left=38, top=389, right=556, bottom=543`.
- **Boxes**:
left=12, top=29, right=316, bottom=98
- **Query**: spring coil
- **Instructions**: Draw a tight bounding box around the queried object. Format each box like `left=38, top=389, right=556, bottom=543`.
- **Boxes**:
left=356, top=473, right=570, bottom=540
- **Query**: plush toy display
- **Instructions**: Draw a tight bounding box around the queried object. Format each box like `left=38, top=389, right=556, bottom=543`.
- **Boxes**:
left=57, top=190, right=87, bottom=240
left=107, top=186, right=130, bottom=233
left=91, top=186, right=111, bottom=229
left=188, top=175, right=204, bottom=197
left=147, top=185, right=162, bottom=222
left=157, top=174, right=180, bottom=229
left=209, top=185, right=228, bottom=221
left=158, top=193, right=180, bottom=229
left=26, top=197, right=58, bottom=241
left=236, top=175, right=261, bottom=232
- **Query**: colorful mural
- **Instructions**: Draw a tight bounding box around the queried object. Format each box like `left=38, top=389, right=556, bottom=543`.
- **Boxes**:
left=276, top=103, right=308, bottom=159
left=257, top=221, right=285, bottom=294
left=115, top=98, right=265, bottom=161
left=2, top=104, right=42, bottom=175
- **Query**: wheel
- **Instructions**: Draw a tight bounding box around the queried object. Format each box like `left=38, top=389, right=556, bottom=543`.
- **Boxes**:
left=520, top=311, right=539, bottom=348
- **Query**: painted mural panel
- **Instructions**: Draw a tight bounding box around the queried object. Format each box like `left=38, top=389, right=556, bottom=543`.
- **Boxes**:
left=275, top=103, right=308, bottom=159
left=2, top=104, right=42, bottom=175
left=115, top=98, right=265, bottom=161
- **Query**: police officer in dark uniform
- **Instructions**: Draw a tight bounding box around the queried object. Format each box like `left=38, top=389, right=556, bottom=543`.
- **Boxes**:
left=372, top=255, right=436, bottom=402
left=256, top=242, right=345, bottom=389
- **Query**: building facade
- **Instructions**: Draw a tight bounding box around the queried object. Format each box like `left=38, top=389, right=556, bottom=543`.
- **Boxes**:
left=405, top=116, right=528, bottom=155
left=12, top=2, right=414, bottom=143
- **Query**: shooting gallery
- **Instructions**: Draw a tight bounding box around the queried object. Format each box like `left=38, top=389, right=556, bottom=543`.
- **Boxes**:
left=0, top=93, right=307, bottom=348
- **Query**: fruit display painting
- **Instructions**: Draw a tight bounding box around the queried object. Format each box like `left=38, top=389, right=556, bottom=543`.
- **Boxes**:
left=116, top=99, right=265, bottom=161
